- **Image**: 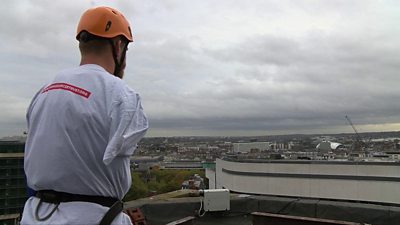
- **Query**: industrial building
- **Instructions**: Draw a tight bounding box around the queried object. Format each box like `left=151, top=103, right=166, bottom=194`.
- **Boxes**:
left=208, top=158, right=400, bottom=205
left=0, top=140, right=27, bottom=225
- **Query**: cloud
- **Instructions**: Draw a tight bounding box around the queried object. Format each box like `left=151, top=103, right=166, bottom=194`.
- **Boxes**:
left=130, top=29, right=400, bottom=135
left=0, top=92, right=31, bottom=135
left=1, top=0, right=400, bottom=137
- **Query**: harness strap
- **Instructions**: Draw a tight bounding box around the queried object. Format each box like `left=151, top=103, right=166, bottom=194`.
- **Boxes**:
left=108, top=39, right=128, bottom=78
left=99, top=200, right=124, bottom=225
left=35, top=198, right=59, bottom=221
left=36, top=190, right=119, bottom=207
left=35, top=190, right=123, bottom=225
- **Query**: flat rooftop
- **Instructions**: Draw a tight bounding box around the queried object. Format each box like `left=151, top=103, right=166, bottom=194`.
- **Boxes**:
left=0, top=152, right=24, bottom=158
left=124, top=190, right=400, bottom=225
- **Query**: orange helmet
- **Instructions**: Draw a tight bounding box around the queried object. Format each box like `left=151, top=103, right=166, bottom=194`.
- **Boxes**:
left=76, top=6, right=133, bottom=42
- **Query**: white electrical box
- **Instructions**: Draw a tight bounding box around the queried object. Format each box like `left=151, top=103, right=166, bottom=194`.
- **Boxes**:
left=203, top=189, right=230, bottom=212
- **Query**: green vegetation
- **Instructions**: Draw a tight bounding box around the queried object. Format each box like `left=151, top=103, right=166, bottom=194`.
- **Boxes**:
left=124, top=169, right=205, bottom=201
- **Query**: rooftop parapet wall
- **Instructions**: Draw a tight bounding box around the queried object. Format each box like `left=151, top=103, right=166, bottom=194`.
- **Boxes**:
left=124, top=193, right=400, bottom=225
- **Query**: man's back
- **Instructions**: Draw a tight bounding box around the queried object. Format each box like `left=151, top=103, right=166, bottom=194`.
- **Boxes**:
left=22, top=64, right=148, bottom=225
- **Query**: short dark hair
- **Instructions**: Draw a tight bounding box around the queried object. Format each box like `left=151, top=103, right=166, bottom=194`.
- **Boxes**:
left=79, top=38, right=110, bottom=55
left=78, top=33, right=128, bottom=55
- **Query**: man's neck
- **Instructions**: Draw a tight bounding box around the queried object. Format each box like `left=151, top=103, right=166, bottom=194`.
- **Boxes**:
left=80, top=55, right=114, bottom=74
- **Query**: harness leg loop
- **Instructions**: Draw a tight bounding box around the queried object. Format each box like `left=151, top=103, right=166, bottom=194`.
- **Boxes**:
left=35, top=198, right=60, bottom=221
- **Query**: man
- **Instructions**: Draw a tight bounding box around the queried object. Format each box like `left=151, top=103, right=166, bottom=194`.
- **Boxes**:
left=21, top=6, right=148, bottom=225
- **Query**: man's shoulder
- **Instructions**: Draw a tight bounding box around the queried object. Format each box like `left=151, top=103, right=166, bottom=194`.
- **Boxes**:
left=54, top=65, right=139, bottom=98
left=57, top=65, right=120, bottom=85
left=114, top=79, right=139, bottom=100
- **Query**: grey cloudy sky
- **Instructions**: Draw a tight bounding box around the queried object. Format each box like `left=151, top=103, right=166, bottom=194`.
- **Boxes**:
left=1, top=0, right=400, bottom=137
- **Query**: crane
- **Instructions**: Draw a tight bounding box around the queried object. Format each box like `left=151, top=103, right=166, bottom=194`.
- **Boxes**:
left=345, top=115, right=364, bottom=153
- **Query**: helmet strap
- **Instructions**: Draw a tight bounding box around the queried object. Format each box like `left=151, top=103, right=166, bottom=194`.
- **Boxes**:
left=109, top=40, right=128, bottom=79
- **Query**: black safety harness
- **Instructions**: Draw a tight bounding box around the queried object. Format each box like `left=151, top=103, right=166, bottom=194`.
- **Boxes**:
left=35, top=190, right=123, bottom=225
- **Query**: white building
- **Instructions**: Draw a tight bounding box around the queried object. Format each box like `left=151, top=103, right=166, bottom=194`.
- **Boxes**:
left=207, top=158, right=400, bottom=205
left=316, top=141, right=344, bottom=151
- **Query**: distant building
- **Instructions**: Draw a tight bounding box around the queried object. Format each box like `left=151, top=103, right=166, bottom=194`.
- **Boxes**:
left=202, top=162, right=216, bottom=189
left=181, top=174, right=204, bottom=190
left=130, top=156, right=164, bottom=172
left=212, top=158, right=400, bottom=205
left=385, top=152, right=400, bottom=161
left=232, top=142, right=271, bottom=153
left=162, top=160, right=203, bottom=169
left=316, top=141, right=344, bottom=151
left=0, top=140, right=28, bottom=224
left=270, top=142, right=294, bottom=151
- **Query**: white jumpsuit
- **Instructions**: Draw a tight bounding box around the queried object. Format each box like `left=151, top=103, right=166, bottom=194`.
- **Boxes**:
left=21, top=64, right=149, bottom=225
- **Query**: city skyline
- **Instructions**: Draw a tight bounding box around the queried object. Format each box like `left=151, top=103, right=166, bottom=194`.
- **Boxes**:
left=1, top=0, right=400, bottom=137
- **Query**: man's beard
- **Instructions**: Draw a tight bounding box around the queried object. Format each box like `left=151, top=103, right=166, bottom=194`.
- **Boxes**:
left=115, top=69, right=124, bottom=79
left=114, top=60, right=126, bottom=79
